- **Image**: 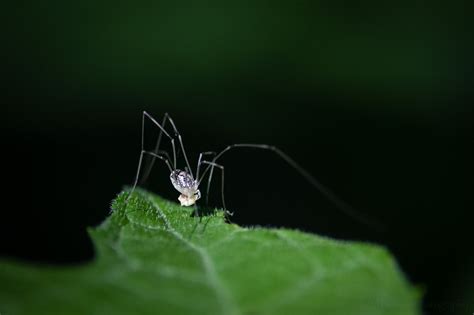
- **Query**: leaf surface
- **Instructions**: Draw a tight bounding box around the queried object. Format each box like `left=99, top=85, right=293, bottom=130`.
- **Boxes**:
left=0, top=190, right=420, bottom=315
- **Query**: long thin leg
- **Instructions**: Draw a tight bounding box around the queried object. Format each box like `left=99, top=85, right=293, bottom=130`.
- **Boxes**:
left=127, top=150, right=173, bottom=200
left=143, top=111, right=177, bottom=168
left=166, top=115, right=194, bottom=179
left=127, top=111, right=176, bottom=200
left=141, top=149, right=173, bottom=184
left=200, top=160, right=226, bottom=210
left=199, top=144, right=380, bottom=229
left=196, top=151, right=216, bottom=182
left=140, top=113, right=170, bottom=184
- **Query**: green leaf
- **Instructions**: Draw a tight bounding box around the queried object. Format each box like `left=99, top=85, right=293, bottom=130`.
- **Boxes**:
left=0, top=190, right=421, bottom=315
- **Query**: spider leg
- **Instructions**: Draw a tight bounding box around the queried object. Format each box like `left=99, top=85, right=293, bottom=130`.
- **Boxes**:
left=166, top=115, right=194, bottom=179
left=200, top=144, right=380, bottom=229
left=127, top=111, right=177, bottom=201
left=141, top=150, right=173, bottom=185
left=200, top=160, right=232, bottom=216
left=141, top=113, right=171, bottom=184
left=127, top=150, right=173, bottom=201
left=196, top=151, right=216, bottom=182
left=143, top=111, right=177, bottom=168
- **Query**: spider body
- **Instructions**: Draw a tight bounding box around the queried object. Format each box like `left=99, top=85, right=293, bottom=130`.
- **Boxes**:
left=170, top=169, right=201, bottom=206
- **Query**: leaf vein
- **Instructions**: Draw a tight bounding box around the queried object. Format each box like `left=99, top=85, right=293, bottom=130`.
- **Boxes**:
left=144, top=193, right=240, bottom=315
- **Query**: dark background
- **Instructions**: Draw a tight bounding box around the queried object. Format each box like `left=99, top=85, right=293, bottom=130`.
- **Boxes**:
left=2, top=1, right=473, bottom=314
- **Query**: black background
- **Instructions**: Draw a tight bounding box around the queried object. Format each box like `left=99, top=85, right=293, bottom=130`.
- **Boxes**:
left=2, top=1, right=473, bottom=314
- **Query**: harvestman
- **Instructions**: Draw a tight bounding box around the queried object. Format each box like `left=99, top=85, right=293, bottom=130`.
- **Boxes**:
left=127, top=111, right=376, bottom=227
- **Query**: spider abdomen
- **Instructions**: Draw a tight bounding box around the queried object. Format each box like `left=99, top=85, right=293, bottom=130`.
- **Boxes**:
left=170, top=170, right=200, bottom=206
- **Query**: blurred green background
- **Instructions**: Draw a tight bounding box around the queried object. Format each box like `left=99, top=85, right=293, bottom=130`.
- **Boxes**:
left=2, top=1, right=472, bottom=314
